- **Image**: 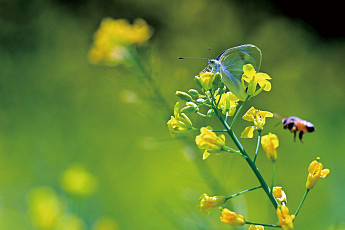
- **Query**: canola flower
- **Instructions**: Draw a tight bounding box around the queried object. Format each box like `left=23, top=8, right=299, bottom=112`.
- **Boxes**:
left=242, top=64, right=272, bottom=96
left=306, top=157, right=330, bottom=189
left=273, top=186, right=287, bottom=205
left=214, top=91, right=240, bottom=115
left=195, top=127, right=225, bottom=160
left=27, top=187, right=64, bottom=229
left=167, top=102, right=193, bottom=135
left=88, top=18, right=152, bottom=65
left=241, top=107, right=273, bottom=138
left=198, top=193, right=226, bottom=215
left=261, top=133, right=279, bottom=162
left=220, top=208, right=246, bottom=226
left=60, top=164, right=99, bottom=196
left=276, top=205, right=295, bottom=230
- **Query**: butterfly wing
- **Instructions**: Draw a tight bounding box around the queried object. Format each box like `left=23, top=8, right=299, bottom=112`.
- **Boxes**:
left=218, top=44, right=262, bottom=100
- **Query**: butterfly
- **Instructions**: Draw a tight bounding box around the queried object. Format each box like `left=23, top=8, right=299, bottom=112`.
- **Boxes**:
left=205, top=44, right=262, bottom=100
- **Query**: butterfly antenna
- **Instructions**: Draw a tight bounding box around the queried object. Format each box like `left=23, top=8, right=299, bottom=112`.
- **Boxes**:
left=178, top=57, right=208, bottom=60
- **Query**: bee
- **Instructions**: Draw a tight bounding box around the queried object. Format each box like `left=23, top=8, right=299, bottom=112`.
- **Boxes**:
left=282, top=116, right=315, bottom=142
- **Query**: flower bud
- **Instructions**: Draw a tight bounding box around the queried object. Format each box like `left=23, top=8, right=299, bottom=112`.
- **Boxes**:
left=249, top=225, right=265, bottom=230
left=198, top=193, right=226, bottom=215
left=207, top=109, right=216, bottom=117
left=176, top=91, right=193, bottom=102
left=277, top=205, right=295, bottom=230
left=220, top=208, right=245, bottom=226
left=261, top=133, right=279, bottom=162
left=188, top=89, right=199, bottom=97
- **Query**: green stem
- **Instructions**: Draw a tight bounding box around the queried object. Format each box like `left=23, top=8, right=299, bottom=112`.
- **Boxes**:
left=223, top=146, right=242, bottom=156
left=271, top=162, right=276, bottom=194
left=209, top=92, right=278, bottom=209
left=294, top=189, right=310, bottom=218
left=226, top=185, right=262, bottom=200
left=245, top=221, right=281, bottom=228
left=229, top=95, right=250, bottom=130
left=253, top=130, right=262, bottom=163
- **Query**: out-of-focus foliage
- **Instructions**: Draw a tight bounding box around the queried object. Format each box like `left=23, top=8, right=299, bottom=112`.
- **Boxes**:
left=0, top=0, right=344, bottom=229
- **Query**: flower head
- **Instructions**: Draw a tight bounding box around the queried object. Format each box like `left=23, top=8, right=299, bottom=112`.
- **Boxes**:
left=273, top=186, right=287, bottom=205
left=249, top=225, right=265, bottom=230
left=241, top=107, right=273, bottom=138
left=261, top=133, right=279, bottom=162
left=198, top=193, right=226, bottom=215
left=197, top=72, right=216, bottom=91
left=167, top=102, right=193, bottom=135
left=27, top=187, right=64, bottom=229
left=220, top=208, right=245, bottom=226
left=60, top=164, right=99, bottom=196
left=195, top=127, right=225, bottom=160
left=88, top=18, right=152, bottom=65
left=306, top=157, right=330, bottom=189
left=215, top=92, right=240, bottom=115
left=277, top=205, right=295, bottom=230
left=242, top=64, right=271, bottom=96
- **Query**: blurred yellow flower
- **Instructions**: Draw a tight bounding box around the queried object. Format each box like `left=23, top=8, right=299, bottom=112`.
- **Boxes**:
left=306, top=157, right=330, bottom=189
left=93, top=217, right=118, bottom=230
left=273, top=186, right=287, bottom=205
left=242, top=64, right=271, bottom=95
left=198, top=193, right=226, bottom=215
left=61, top=164, right=98, bottom=196
left=88, top=18, right=152, bottom=65
left=27, top=186, right=64, bottom=229
left=215, top=91, right=240, bottom=115
left=220, top=208, right=245, bottom=226
left=195, top=127, right=225, bottom=160
left=167, top=102, right=192, bottom=135
left=249, top=225, right=265, bottom=230
left=56, top=215, right=85, bottom=230
left=277, top=205, right=295, bottom=230
left=261, top=133, right=279, bottom=162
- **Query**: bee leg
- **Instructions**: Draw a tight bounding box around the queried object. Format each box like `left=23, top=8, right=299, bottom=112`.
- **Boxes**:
left=293, top=131, right=296, bottom=142
left=299, top=131, right=304, bottom=143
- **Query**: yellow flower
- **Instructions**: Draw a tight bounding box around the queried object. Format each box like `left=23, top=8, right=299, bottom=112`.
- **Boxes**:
left=198, top=193, right=226, bottom=215
left=277, top=205, right=295, bottom=230
left=60, top=164, right=99, bottom=196
left=306, top=157, right=330, bottom=189
left=243, top=106, right=273, bottom=130
left=27, top=187, right=64, bottom=229
left=273, top=186, right=287, bottom=205
left=167, top=102, right=192, bottom=135
left=88, top=18, right=152, bottom=65
left=261, top=133, right=279, bottom=162
left=198, top=72, right=215, bottom=91
left=241, top=107, right=273, bottom=138
left=93, top=217, right=118, bottom=230
left=220, top=208, right=245, bottom=226
left=215, top=92, right=240, bottom=115
left=195, top=127, right=225, bottom=160
left=242, top=64, right=272, bottom=95
left=249, top=225, right=265, bottom=230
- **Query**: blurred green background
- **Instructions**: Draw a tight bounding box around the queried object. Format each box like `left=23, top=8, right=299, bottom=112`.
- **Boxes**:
left=0, top=0, right=344, bottom=229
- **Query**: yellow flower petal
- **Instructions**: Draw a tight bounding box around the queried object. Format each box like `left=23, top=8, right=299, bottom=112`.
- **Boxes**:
left=242, top=106, right=256, bottom=121
left=203, top=151, right=211, bottom=160
left=243, top=64, right=256, bottom=77
left=320, top=169, right=330, bottom=178
left=241, top=126, right=254, bottom=138
left=258, top=79, right=272, bottom=91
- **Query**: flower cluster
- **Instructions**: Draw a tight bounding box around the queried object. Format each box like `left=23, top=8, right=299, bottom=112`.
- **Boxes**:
left=88, top=18, right=152, bottom=65
left=165, top=44, right=330, bottom=229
